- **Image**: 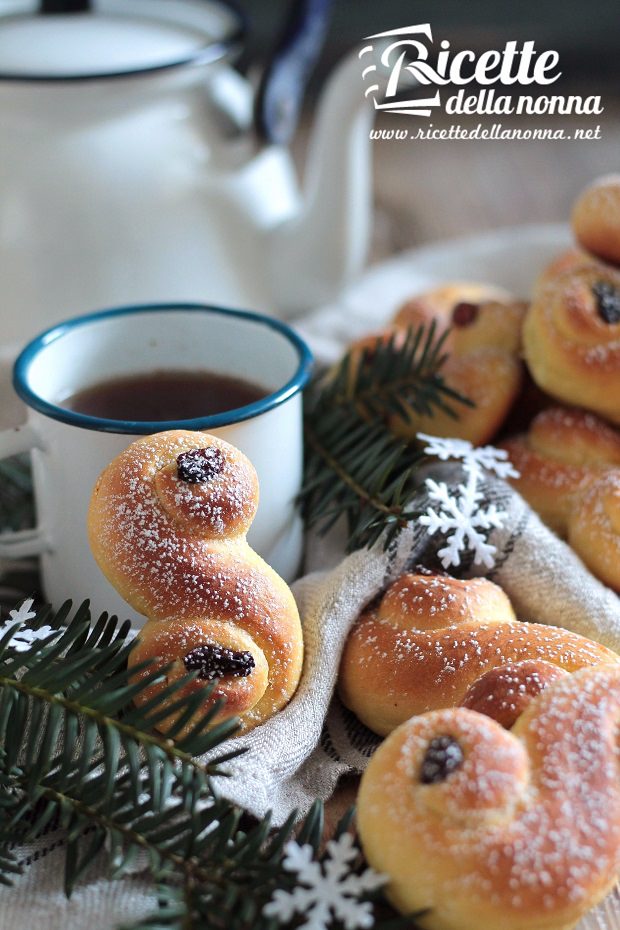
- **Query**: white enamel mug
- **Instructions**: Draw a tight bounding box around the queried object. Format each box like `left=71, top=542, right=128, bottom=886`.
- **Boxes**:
left=0, top=304, right=313, bottom=626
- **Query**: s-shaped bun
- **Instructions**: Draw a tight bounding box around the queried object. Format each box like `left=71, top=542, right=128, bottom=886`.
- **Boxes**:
left=88, top=430, right=303, bottom=735
left=357, top=664, right=620, bottom=930
left=339, top=571, right=617, bottom=736
left=499, top=405, right=620, bottom=536
left=499, top=407, right=620, bottom=590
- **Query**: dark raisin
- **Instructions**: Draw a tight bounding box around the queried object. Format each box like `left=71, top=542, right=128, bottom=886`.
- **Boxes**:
left=183, top=644, right=255, bottom=680
left=452, top=302, right=479, bottom=327
left=592, top=281, right=620, bottom=324
left=176, top=447, right=225, bottom=483
left=420, top=735, right=464, bottom=784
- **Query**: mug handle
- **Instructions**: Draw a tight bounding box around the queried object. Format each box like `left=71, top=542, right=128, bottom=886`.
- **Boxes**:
left=0, top=424, right=50, bottom=558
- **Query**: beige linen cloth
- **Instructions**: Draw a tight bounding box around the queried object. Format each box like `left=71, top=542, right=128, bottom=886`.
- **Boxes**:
left=4, top=472, right=620, bottom=929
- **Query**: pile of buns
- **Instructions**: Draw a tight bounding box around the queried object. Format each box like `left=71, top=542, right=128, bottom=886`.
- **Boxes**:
left=350, top=175, right=620, bottom=593
left=343, top=176, right=620, bottom=929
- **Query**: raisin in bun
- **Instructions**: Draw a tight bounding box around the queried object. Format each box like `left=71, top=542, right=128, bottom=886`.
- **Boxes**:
left=88, top=430, right=303, bottom=736
left=339, top=571, right=618, bottom=737
left=523, top=264, right=620, bottom=424
left=357, top=664, right=620, bottom=930
left=572, top=174, right=620, bottom=265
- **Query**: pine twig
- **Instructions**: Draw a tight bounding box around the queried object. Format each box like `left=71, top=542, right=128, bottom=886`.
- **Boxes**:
left=0, top=601, right=406, bottom=930
left=300, top=323, right=472, bottom=552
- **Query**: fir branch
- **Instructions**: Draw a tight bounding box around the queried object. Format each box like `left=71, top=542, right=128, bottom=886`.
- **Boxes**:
left=0, top=601, right=407, bottom=930
left=300, top=324, right=473, bottom=552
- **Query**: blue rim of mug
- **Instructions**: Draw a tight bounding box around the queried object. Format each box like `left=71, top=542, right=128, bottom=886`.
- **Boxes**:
left=13, top=303, right=314, bottom=434
left=0, top=0, right=246, bottom=83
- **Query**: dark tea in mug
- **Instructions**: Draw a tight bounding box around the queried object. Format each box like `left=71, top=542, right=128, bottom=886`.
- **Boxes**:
left=63, top=370, right=267, bottom=421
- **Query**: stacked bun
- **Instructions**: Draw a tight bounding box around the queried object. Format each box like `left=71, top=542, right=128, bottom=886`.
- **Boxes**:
left=523, top=176, right=620, bottom=424
left=499, top=406, right=620, bottom=590
left=572, top=174, right=620, bottom=265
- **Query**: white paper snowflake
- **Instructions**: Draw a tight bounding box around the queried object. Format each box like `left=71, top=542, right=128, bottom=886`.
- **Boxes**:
left=263, top=833, right=386, bottom=930
left=0, top=598, right=57, bottom=653
left=417, top=433, right=519, bottom=570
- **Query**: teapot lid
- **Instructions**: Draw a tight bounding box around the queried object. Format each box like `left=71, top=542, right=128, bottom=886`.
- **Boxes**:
left=0, top=0, right=244, bottom=80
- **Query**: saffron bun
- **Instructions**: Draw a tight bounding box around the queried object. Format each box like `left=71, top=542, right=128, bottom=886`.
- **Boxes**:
left=349, top=332, right=521, bottom=446
left=522, top=264, right=620, bottom=424
left=357, top=664, right=620, bottom=930
left=568, top=470, right=620, bottom=593
left=498, top=406, right=620, bottom=536
left=349, top=283, right=527, bottom=446
left=338, top=571, right=618, bottom=737
left=572, top=174, right=620, bottom=265
left=88, top=430, right=303, bottom=736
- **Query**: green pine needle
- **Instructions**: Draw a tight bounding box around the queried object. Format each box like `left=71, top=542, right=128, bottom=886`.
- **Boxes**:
left=300, top=323, right=473, bottom=552
left=0, top=600, right=410, bottom=930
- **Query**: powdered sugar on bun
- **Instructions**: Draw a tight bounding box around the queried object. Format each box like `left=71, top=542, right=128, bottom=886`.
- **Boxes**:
left=357, top=664, right=620, bottom=930
left=339, top=572, right=618, bottom=736
left=88, top=430, right=303, bottom=736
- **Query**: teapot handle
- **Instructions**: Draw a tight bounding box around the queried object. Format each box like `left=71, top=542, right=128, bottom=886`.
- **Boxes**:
left=40, top=0, right=91, bottom=13
left=254, top=0, right=334, bottom=146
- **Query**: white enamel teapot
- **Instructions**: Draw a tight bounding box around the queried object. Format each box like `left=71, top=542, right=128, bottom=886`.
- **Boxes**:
left=0, top=0, right=376, bottom=349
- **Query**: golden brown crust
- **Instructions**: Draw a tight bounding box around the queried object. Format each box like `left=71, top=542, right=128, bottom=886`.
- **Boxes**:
left=88, top=430, right=303, bottom=736
left=523, top=265, right=620, bottom=424
left=357, top=664, right=620, bottom=930
left=339, top=572, right=618, bottom=737
left=572, top=174, right=620, bottom=265
left=393, top=283, right=526, bottom=355
left=448, top=299, right=527, bottom=356
left=499, top=406, right=620, bottom=536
